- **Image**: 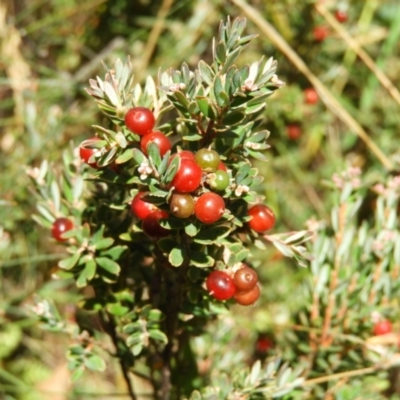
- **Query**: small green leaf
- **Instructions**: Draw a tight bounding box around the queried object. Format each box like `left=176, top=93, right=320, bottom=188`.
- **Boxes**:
left=59, top=253, right=80, bottom=270
left=189, top=252, right=214, bottom=267
left=169, top=246, right=185, bottom=267
left=84, top=354, right=106, bottom=372
left=194, top=225, right=231, bottom=244
left=84, top=258, right=97, bottom=280
left=185, top=223, right=199, bottom=237
left=198, top=60, right=214, bottom=85
left=148, top=309, right=164, bottom=322
left=96, top=257, right=121, bottom=275
left=101, top=245, right=127, bottom=260
left=162, top=155, right=180, bottom=185
left=94, top=237, right=114, bottom=250
left=222, top=111, right=245, bottom=126
left=196, top=97, right=216, bottom=119
left=157, top=238, right=177, bottom=253
left=132, top=148, right=147, bottom=165
left=107, top=303, right=129, bottom=317
left=149, top=329, right=168, bottom=344
left=147, top=142, right=162, bottom=169
left=116, top=149, right=134, bottom=164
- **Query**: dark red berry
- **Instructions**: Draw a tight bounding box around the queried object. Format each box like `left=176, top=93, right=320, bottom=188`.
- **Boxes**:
left=206, top=270, right=236, bottom=301
left=171, top=159, right=202, bottom=193
left=195, top=148, right=220, bottom=172
left=234, top=285, right=260, bottom=306
left=373, top=320, right=392, bottom=336
left=51, top=218, right=74, bottom=242
left=195, top=192, right=225, bottom=224
left=79, top=137, right=102, bottom=168
left=304, top=88, right=319, bottom=105
left=334, top=10, right=348, bottom=23
left=169, top=193, right=195, bottom=218
left=286, top=124, right=302, bottom=140
left=256, top=335, right=274, bottom=353
left=125, top=107, right=155, bottom=136
left=313, top=26, right=329, bottom=42
left=131, top=192, right=158, bottom=220
left=141, top=131, right=171, bottom=157
left=234, top=265, right=258, bottom=291
left=248, top=204, right=276, bottom=233
left=142, top=210, right=169, bottom=237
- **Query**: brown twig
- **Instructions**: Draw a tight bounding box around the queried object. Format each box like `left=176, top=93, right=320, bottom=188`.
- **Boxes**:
left=135, top=0, right=174, bottom=83
left=315, top=3, right=400, bottom=108
left=230, top=0, right=394, bottom=171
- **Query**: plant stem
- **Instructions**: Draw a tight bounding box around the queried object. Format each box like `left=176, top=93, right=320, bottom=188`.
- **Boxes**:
left=99, top=311, right=137, bottom=400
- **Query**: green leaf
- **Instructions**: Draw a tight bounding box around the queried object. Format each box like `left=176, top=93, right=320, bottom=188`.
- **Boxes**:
left=169, top=246, right=185, bottom=267
left=185, top=223, right=199, bottom=237
left=213, top=76, right=227, bottom=107
left=147, top=142, right=162, bottom=169
left=215, top=40, right=227, bottom=64
left=94, top=237, right=114, bottom=250
left=196, top=97, right=216, bottom=119
left=107, top=303, right=129, bottom=316
left=189, top=252, right=214, bottom=267
left=84, top=257, right=97, bottom=281
left=116, top=149, right=134, bottom=164
left=149, top=329, right=168, bottom=344
left=222, top=111, right=245, bottom=126
left=96, top=257, right=121, bottom=275
left=194, top=225, right=231, bottom=244
left=58, top=253, right=80, bottom=270
left=101, top=245, right=127, bottom=260
left=198, top=60, right=214, bottom=85
left=157, top=238, right=177, bottom=253
left=162, top=154, right=180, bottom=185
left=148, top=309, right=164, bottom=322
left=84, top=354, right=106, bottom=372
left=132, top=148, right=147, bottom=165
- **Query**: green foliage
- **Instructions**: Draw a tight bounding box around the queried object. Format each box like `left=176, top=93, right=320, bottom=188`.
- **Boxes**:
left=2, top=1, right=400, bottom=399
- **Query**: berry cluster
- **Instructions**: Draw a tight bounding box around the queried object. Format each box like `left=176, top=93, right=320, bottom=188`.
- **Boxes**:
left=206, top=265, right=260, bottom=306
left=53, top=106, right=277, bottom=309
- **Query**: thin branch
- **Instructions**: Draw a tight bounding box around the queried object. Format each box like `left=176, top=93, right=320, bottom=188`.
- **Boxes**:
left=315, top=3, right=400, bottom=108
left=230, top=0, right=394, bottom=171
left=99, top=311, right=137, bottom=400
left=135, top=0, right=174, bottom=83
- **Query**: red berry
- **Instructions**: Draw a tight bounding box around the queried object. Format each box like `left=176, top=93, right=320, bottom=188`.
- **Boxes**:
left=234, top=266, right=258, bottom=291
left=195, top=148, right=220, bottom=172
left=334, top=10, right=348, bottom=23
left=234, top=285, right=260, bottom=306
left=313, top=26, right=329, bottom=42
left=195, top=192, right=225, bottom=224
left=142, top=210, right=169, bottom=237
left=206, top=270, right=236, bottom=301
left=248, top=204, right=276, bottom=233
left=286, top=124, right=302, bottom=140
left=79, top=137, right=102, bottom=168
left=373, top=320, right=392, bottom=336
left=51, top=218, right=74, bottom=242
left=125, top=107, right=155, bottom=136
left=217, top=161, right=227, bottom=171
left=256, top=335, right=274, bottom=352
left=169, top=193, right=195, bottom=218
left=141, top=131, right=171, bottom=157
left=171, top=159, right=202, bottom=193
left=131, top=192, right=158, bottom=220
left=304, top=88, right=319, bottom=105
left=170, top=150, right=196, bottom=163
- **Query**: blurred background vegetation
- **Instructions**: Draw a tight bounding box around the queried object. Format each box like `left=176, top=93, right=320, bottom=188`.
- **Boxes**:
left=1, top=0, right=400, bottom=398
